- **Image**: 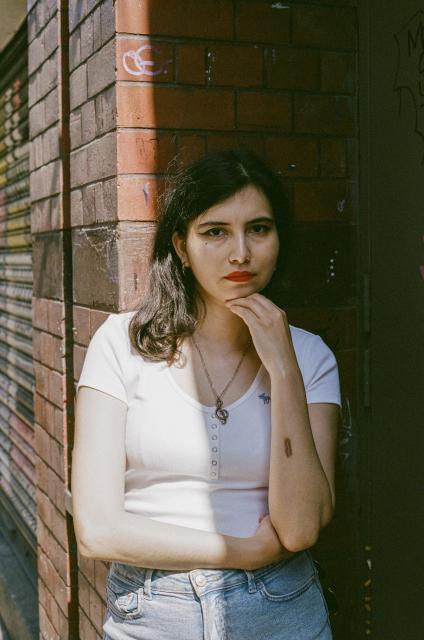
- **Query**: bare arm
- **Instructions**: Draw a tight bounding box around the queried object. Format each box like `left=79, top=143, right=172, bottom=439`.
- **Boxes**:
left=268, top=365, right=339, bottom=551
left=71, top=386, right=292, bottom=571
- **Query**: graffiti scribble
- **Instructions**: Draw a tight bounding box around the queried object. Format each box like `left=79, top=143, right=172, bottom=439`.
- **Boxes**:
left=123, top=44, right=172, bottom=77
left=393, top=10, right=424, bottom=161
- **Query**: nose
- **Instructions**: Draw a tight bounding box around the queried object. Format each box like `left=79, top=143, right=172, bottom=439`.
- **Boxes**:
left=229, top=232, right=251, bottom=264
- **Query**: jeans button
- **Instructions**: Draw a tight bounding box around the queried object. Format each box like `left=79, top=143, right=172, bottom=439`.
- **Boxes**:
left=195, top=574, right=206, bottom=586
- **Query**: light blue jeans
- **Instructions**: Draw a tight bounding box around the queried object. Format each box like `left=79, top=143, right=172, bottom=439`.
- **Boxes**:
left=103, top=549, right=332, bottom=640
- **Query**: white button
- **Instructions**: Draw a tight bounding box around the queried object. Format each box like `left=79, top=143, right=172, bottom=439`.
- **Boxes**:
left=195, top=574, right=206, bottom=586
left=212, top=447, right=218, bottom=452
left=212, top=435, right=217, bottom=440
left=211, top=424, right=217, bottom=429
left=211, top=472, right=217, bottom=477
left=211, top=460, right=217, bottom=465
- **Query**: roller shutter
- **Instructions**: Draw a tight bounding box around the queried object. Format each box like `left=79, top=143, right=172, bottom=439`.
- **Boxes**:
left=0, top=23, right=35, bottom=552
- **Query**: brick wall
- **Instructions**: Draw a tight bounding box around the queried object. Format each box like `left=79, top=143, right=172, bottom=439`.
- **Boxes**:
left=29, top=0, right=360, bottom=638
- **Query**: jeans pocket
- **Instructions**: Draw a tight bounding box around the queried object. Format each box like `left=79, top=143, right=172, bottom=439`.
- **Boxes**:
left=106, top=574, right=144, bottom=621
left=257, top=571, right=316, bottom=602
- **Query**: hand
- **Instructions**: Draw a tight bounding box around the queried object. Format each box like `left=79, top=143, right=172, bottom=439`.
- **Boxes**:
left=224, top=293, right=299, bottom=376
left=242, top=513, right=295, bottom=570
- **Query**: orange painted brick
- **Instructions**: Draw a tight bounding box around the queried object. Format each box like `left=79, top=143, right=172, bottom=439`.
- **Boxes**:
left=294, top=94, right=355, bottom=136
left=237, top=92, right=291, bottom=131
left=116, top=0, right=233, bottom=40
left=116, top=38, right=174, bottom=83
left=176, top=44, right=206, bottom=85
left=236, top=1, right=290, bottom=44
left=292, top=5, right=357, bottom=50
left=265, top=47, right=320, bottom=91
left=265, top=136, right=319, bottom=177
left=294, top=180, right=353, bottom=222
left=207, top=45, right=262, bottom=87
left=117, top=175, right=164, bottom=221
left=117, top=85, right=235, bottom=130
left=117, top=130, right=177, bottom=174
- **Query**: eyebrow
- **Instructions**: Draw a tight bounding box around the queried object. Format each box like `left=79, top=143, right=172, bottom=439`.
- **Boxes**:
left=196, top=216, right=275, bottom=228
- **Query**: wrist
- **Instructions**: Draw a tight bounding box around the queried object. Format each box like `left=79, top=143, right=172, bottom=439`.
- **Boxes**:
left=225, top=535, right=257, bottom=570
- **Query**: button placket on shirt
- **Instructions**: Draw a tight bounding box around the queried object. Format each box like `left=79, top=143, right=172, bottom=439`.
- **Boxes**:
left=209, top=413, right=220, bottom=479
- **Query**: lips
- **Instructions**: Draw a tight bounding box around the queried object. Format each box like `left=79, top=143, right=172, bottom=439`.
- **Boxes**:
left=224, top=271, right=254, bottom=282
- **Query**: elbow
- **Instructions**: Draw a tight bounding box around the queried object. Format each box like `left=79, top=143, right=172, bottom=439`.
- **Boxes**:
left=281, top=531, right=319, bottom=553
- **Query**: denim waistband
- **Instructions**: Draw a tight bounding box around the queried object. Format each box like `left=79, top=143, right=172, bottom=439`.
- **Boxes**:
left=109, top=549, right=316, bottom=599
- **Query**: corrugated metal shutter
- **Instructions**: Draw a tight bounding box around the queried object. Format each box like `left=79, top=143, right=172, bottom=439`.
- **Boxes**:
left=0, top=23, right=35, bottom=551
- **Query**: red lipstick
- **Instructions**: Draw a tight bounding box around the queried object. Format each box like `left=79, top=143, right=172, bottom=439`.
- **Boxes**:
left=224, top=271, right=254, bottom=282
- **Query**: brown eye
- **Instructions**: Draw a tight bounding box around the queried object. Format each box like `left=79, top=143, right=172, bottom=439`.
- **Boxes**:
left=204, top=228, right=225, bottom=237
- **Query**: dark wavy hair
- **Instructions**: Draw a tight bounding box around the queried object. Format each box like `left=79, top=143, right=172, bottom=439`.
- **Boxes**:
left=129, top=148, right=293, bottom=364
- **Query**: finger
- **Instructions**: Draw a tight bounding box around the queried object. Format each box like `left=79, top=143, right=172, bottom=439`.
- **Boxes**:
left=227, top=304, right=260, bottom=323
left=227, top=298, right=263, bottom=319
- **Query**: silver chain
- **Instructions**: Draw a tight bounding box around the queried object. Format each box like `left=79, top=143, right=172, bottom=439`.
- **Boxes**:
left=191, top=335, right=251, bottom=425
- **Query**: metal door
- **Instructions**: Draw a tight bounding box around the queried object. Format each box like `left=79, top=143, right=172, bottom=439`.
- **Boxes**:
left=359, top=2, right=424, bottom=637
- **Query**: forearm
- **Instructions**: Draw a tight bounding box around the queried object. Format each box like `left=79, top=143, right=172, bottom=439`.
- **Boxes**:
left=268, top=364, right=333, bottom=551
left=81, top=511, right=253, bottom=570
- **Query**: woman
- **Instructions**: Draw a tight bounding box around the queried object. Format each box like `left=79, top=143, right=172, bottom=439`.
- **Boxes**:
left=72, top=148, right=341, bottom=640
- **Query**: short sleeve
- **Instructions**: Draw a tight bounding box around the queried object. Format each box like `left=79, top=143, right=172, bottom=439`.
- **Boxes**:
left=76, top=315, right=128, bottom=405
left=301, top=334, right=341, bottom=407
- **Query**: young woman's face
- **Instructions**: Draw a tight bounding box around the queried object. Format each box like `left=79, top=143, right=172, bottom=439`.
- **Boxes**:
left=172, top=185, right=280, bottom=305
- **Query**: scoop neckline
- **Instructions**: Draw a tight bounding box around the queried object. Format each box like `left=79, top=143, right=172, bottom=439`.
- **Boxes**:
left=164, top=362, right=265, bottom=413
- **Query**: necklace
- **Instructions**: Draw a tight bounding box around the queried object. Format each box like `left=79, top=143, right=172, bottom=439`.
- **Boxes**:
left=191, top=335, right=251, bottom=425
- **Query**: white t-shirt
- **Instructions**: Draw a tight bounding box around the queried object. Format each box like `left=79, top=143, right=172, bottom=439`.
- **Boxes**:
left=76, top=311, right=341, bottom=538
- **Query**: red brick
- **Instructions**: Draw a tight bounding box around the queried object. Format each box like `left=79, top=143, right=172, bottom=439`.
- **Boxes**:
left=294, top=181, right=354, bottom=222
left=49, top=369, right=64, bottom=408
left=206, top=133, right=265, bottom=156
left=33, top=296, right=49, bottom=330
left=321, top=52, right=356, bottom=94
left=117, top=85, right=235, bottom=130
left=292, top=5, right=357, bottom=50
left=265, top=137, right=319, bottom=177
left=320, top=139, right=347, bottom=177
left=176, top=134, right=206, bottom=167
left=116, top=0, right=233, bottom=40
left=117, top=175, right=164, bottom=221
left=73, top=306, right=91, bottom=345
left=79, top=608, right=98, bottom=640
left=89, top=310, right=110, bottom=338
left=89, top=586, right=105, bottom=635
left=207, top=45, right=262, bottom=88
left=117, top=39, right=174, bottom=83
left=176, top=44, right=206, bottom=85
left=74, top=343, right=86, bottom=380
left=286, top=306, right=356, bottom=350
left=236, top=1, right=290, bottom=44
left=48, top=300, right=65, bottom=337
left=294, top=95, right=355, bottom=136
left=94, top=561, right=109, bottom=598
left=117, top=130, right=177, bottom=174
left=237, top=92, right=291, bottom=131
left=265, top=47, right=320, bottom=91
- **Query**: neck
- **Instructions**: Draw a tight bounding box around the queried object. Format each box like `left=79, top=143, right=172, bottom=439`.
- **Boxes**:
left=192, top=297, right=251, bottom=355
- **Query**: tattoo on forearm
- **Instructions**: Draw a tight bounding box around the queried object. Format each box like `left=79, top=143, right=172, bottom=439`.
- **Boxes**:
left=284, top=438, right=293, bottom=457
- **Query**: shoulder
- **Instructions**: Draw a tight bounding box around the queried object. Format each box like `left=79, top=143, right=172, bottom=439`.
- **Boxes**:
left=92, top=310, right=137, bottom=355
left=288, top=323, right=336, bottom=369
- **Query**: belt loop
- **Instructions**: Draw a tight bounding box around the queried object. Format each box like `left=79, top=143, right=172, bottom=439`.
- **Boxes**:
left=244, top=569, right=257, bottom=593
left=143, top=568, right=153, bottom=599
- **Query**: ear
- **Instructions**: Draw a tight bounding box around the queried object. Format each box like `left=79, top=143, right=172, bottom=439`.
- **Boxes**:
left=171, top=231, right=189, bottom=266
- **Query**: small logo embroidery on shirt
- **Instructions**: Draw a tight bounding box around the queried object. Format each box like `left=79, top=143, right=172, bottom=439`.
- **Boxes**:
left=258, top=393, right=270, bottom=404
